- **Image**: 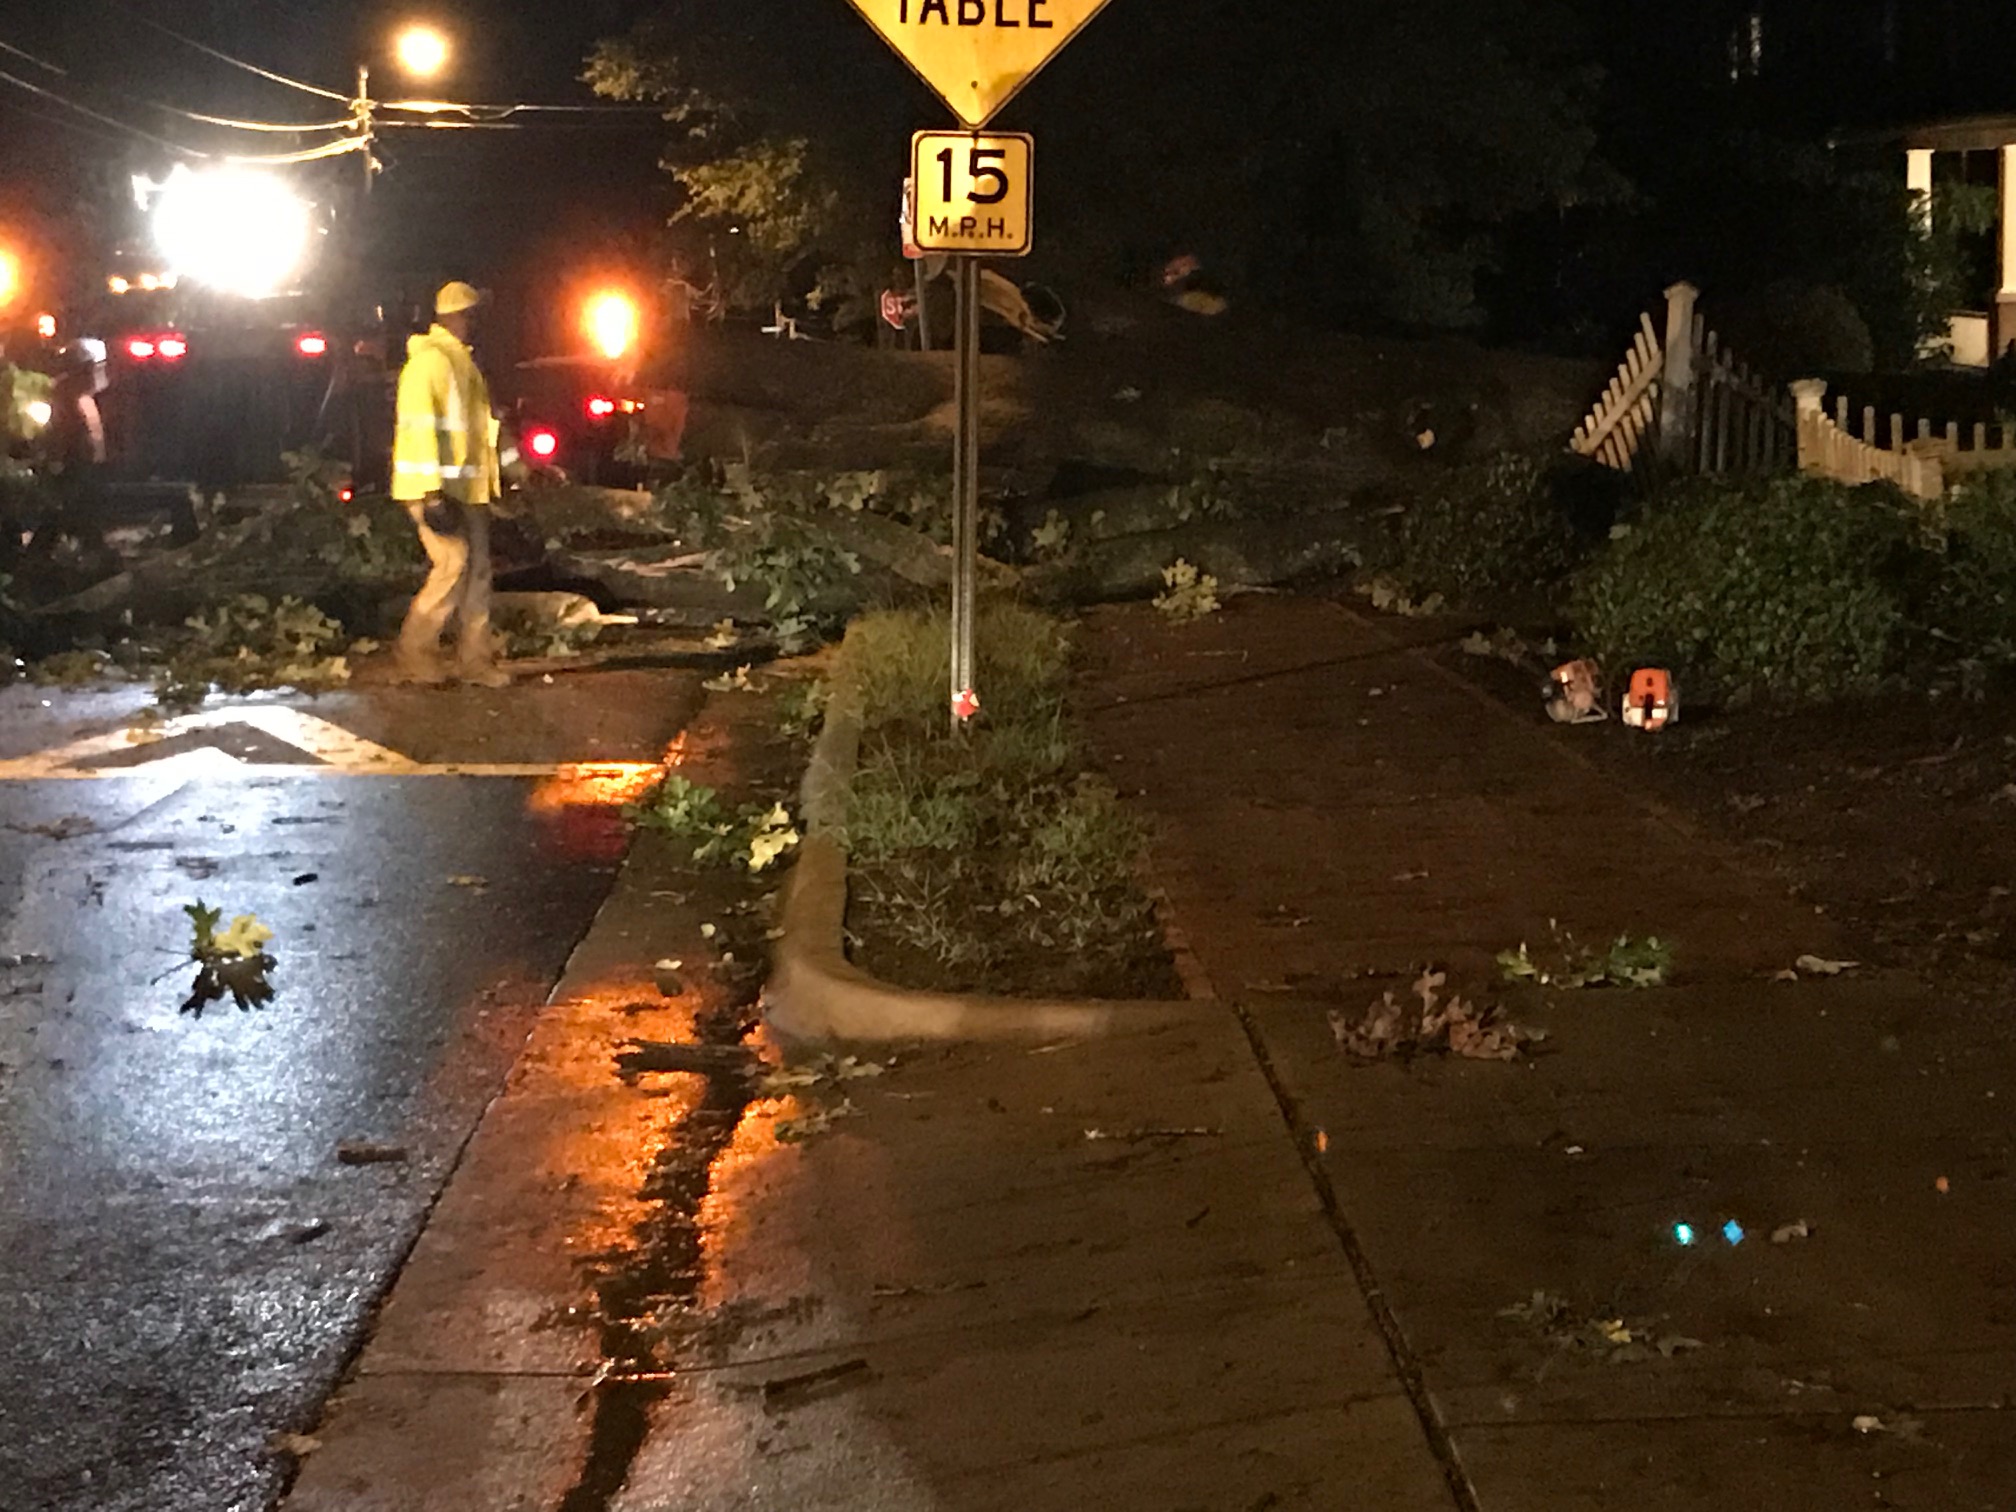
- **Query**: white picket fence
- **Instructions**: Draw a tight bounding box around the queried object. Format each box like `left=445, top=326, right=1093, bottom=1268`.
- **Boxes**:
left=1790, top=379, right=2016, bottom=500
left=1572, top=282, right=1796, bottom=480
left=1577, top=282, right=2016, bottom=502
left=1571, top=312, right=1662, bottom=473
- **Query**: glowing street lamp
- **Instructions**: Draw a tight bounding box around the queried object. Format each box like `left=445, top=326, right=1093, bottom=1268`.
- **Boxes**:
left=0, top=247, right=20, bottom=310
left=585, top=291, right=641, bottom=361
left=395, top=24, right=451, bottom=80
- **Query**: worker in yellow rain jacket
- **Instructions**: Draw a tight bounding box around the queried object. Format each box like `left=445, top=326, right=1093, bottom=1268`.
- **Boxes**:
left=390, top=281, right=509, bottom=686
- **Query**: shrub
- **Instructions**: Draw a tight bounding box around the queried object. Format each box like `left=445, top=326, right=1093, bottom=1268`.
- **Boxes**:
left=1395, top=452, right=1607, bottom=601
left=1571, top=475, right=1917, bottom=703
left=1920, top=470, right=2016, bottom=658
left=1711, top=281, right=1875, bottom=377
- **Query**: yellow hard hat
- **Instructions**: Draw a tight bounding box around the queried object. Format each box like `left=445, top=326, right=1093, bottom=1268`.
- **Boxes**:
left=435, top=281, right=484, bottom=316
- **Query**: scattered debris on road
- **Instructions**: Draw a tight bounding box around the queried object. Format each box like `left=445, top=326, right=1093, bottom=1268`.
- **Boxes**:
left=760, top=1357, right=869, bottom=1404
left=1499, top=1290, right=1703, bottom=1364
left=615, top=1039, right=756, bottom=1078
left=335, top=1141, right=409, bottom=1166
left=181, top=902, right=276, bottom=1015
left=8, top=815, right=96, bottom=841
left=772, top=1101, right=858, bottom=1143
left=1782, top=954, right=1860, bottom=979
left=1771, top=1219, right=1813, bottom=1243
left=701, top=664, right=756, bottom=693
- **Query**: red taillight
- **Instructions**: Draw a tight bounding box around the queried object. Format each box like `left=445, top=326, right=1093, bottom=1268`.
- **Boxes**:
left=337, top=486, right=355, bottom=503
left=156, top=336, right=188, bottom=360
left=297, top=333, right=329, bottom=357
left=526, top=427, right=560, bottom=460
left=585, top=396, right=617, bottom=419
left=126, top=338, right=157, bottom=360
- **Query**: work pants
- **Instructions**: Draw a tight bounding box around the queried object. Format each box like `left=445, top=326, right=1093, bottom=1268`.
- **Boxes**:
left=398, top=499, right=493, bottom=670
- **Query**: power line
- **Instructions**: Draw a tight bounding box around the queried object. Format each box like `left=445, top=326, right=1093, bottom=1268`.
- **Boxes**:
left=156, top=102, right=357, bottom=134
left=101, top=1, right=350, bottom=102
left=0, top=92, right=132, bottom=149
left=1, top=32, right=353, bottom=134
left=0, top=37, right=68, bottom=75
left=378, top=116, right=664, bottom=132
left=225, top=136, right=365, bottom=165
left=380, top=99, right=670, bottom=118
left=0, top=66, right=206, bottom=156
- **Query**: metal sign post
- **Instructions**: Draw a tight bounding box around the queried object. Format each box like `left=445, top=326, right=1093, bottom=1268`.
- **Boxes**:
left=949, top=255, right=982, bottom=729
left=911, top=132, right=1035, bottom=728
left=839, top=0, right=1116, bottom=730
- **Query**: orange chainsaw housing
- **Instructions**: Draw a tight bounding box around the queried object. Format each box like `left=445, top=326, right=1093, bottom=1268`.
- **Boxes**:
left=1623, top=667, right=1674, bottom=730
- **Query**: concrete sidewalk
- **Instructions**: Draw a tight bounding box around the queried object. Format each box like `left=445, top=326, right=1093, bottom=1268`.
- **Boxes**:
left=288, top=595, right=2015, bottom=1511
left=1081, top=595, right=2016, bottom=1511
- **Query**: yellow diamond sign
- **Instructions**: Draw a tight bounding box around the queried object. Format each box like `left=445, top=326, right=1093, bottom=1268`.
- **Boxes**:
left=844, top=0, right=1118, bottom=128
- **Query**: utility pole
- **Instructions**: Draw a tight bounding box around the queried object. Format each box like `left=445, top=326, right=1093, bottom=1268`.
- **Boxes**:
left=354, top=64, right=374, bottom=196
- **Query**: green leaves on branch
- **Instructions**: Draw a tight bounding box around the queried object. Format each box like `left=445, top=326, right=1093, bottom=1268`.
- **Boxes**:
left=155, top=595, right=353, bottom=711
left=1498, top=926, right=1671, bottom=990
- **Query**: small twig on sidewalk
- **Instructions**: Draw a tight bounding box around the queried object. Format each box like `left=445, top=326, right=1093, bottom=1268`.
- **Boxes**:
left=1082, top=1126, right=1221, bottom=1142
left=871, top=1280, right=985, bottom=1300
left=760, top=1357, right=869, bottom=1403
left=614, top=1039, right=758, bottom=1077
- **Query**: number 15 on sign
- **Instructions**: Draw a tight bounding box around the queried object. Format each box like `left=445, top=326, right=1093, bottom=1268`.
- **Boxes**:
left=911, top=131, right=1033, bottom=256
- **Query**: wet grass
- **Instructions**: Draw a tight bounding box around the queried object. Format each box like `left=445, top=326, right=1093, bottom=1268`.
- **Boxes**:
left=838, top=603, right=1177, bottom=999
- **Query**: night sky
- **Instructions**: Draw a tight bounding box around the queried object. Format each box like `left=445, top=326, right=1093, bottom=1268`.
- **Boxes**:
left=6, top=0, right=2016, bottom=357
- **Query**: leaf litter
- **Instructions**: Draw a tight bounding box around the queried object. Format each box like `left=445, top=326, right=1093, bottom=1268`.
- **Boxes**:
left=1330, top=968, right=1542, bottom=1062
left=1499, top=1290, right=1703, bottom=1365
left=760, top=1053, right=887, bottom=1144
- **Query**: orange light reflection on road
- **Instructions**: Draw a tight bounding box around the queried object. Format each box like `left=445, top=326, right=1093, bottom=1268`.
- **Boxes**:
left=526, top=761, right=663, bottom=816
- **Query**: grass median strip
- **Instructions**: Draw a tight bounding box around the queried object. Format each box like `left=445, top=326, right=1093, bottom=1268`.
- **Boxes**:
left=834, top=602, right=1177, bottom=999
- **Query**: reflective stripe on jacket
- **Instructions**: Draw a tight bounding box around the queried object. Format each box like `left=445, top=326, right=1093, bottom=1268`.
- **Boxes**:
left=391, top=325, right=500, bottom=505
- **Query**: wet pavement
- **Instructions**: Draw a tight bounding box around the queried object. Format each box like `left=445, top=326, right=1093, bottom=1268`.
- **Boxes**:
left=0, top=672, right=699, bottom=1512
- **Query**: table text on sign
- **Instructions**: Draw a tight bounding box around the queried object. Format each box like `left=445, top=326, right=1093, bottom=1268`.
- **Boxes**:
left=897, top=0, right=1055, bottom=26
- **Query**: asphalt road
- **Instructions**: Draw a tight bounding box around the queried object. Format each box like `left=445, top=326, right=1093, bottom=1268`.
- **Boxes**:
left=0, top=672, right=699, bottom=1512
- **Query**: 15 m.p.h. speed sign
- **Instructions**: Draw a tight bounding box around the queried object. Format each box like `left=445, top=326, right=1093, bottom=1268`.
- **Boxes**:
left=910, top=131, right=1033, bottom=256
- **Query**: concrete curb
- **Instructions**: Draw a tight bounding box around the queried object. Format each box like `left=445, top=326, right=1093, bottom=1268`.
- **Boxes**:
left=762, top=682, right=1205, bottom=1042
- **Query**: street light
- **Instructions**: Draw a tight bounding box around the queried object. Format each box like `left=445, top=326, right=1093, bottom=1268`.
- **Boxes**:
left=395, top=24, right=451, bottom=81
left=357, top=22, right=454, bottom=194
left=0, top=247, right=20, bottom=311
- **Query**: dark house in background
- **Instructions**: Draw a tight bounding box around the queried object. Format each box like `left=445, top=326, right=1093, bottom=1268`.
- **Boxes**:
left=1691, top=1, right=2016, bottom=364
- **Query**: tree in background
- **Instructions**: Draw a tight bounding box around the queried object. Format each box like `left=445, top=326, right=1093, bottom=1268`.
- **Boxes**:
left=1041, top=0, right=1620, bottom=330
left=588, top=0, right=1617, bottom=335
left=585, top=4, right=907, bottom=333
